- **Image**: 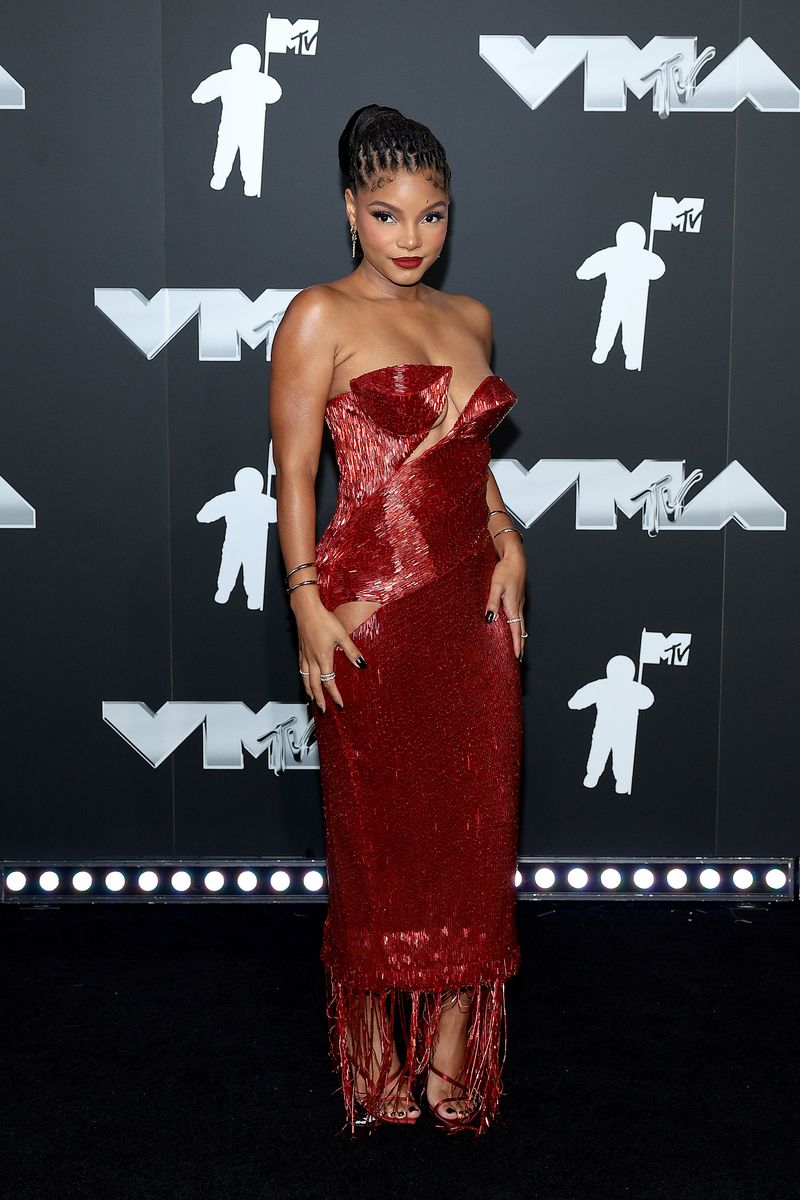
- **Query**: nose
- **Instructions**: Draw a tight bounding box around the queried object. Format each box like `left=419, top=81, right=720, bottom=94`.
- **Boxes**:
left=397, top=224, right=422, bottom=252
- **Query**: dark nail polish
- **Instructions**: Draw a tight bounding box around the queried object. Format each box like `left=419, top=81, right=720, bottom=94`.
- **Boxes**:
left=355, top=656, right=368, bottom=669
left=485, top=610, right=495, bottom=622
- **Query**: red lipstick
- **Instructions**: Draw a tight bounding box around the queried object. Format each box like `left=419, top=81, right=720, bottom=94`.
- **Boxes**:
left=391, top=257, right=423, bottom=269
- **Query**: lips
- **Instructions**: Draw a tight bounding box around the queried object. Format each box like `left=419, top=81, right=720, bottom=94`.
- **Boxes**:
left=392, top=257, right=423, bottom=268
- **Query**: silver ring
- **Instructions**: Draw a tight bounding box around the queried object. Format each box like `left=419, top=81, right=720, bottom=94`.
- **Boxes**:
left=319, top=671, right=336, bottom=681
left=507, top=616, right=522, bottom=624
left=521, top=632, right=529, bottom=639
left=299, top=669, right=310, bottom=676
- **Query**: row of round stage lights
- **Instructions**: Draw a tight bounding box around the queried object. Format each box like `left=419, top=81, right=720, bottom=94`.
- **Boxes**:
left=3, top=863, right=791, bottom=897
left=514, top=865, right=789, bottom=892
left=4, top=868, right=327, bottom=895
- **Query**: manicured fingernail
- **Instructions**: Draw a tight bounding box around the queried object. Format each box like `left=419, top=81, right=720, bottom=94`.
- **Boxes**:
left=355, top=656, right=368, bottom=669
left=485, top=610, right=495, bottom=622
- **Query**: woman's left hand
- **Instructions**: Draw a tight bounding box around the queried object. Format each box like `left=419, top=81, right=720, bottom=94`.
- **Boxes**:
left=485, top=544, right=527, bottom=661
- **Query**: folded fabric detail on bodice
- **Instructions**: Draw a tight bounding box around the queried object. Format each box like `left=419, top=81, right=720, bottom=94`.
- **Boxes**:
left=315, top=363, right=518, bottom=611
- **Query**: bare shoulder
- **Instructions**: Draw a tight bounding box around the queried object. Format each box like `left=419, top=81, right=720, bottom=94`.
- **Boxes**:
left=434, top=289, right=493, bottom=354
left=274, top=282, right=338, bottom=336
left=272, top=285, right=347, bottom=375
left=269, top=285, right=349, bottom=412
left=453, top=291, right=492, bottom=325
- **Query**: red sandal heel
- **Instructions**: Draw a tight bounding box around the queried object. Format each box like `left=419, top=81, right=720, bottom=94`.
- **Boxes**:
left=351, top=1060, right=422, bottom=1127
left=424, top=1061, right=481, bottom=1133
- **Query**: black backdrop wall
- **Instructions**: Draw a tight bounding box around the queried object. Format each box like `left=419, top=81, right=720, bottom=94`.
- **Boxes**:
left=1, top=0, right=798, bottom=864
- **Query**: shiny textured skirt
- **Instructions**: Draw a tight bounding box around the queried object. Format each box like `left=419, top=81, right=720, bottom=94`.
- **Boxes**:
left=313, top=533, right=522, bottom=1134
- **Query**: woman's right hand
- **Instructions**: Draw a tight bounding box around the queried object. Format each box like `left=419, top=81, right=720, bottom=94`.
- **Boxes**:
left=292, top=593, right=366, bottom=712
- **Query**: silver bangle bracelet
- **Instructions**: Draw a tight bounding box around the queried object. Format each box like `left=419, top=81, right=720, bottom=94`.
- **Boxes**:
left=287, top=578, right=319, bottom=594
left=285, top=561, right=316, bottom=583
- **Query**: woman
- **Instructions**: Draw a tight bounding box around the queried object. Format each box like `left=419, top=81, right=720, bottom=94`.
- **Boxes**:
left=269, top=104, right=527, bottom=1135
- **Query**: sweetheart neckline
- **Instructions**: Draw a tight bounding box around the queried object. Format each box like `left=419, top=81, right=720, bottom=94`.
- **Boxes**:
left=326, top=362, right=502, bottom=411
left=326, top=364, right=514, bottom=474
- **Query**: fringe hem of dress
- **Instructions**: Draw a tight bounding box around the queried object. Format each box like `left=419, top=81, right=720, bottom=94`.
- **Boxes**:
left=323, top=954, right=519, bottom=1137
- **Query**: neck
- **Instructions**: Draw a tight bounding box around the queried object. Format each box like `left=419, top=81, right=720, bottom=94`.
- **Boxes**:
left=353, top=256, right=426, bottom=302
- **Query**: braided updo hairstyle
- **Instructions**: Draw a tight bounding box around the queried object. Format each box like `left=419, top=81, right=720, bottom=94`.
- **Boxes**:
left=338, top=104, right=452, bottom=264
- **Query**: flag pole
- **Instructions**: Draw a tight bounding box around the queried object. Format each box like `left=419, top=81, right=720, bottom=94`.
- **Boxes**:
left=627, top=626, right=649, bottom=795
left=637, top=191, right=661, bottom=373
left=258, top=14, right=275, bottom=201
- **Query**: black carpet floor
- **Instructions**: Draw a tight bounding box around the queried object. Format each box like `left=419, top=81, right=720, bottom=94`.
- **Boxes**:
left=3, top=897, right=799, bottom=1199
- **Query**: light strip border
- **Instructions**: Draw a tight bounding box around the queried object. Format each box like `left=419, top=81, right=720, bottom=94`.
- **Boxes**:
left=1, top=856, right=795, bottom=903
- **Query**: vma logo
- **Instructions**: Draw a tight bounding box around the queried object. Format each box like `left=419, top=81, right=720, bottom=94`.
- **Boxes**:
left=479, top=36, right=800, bottom=118
left=94, top=288, right=299, bottom=360
left=0, top=60, right=25, bottom=109
left=489, top=458, right=787, bottom=535
left=102, top=701, right=319, bottom=773
left=0, top=474, right=35, bottom=527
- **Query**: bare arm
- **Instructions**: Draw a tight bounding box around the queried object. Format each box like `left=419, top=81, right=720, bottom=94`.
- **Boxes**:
left=269, top=286, right=332, bottom=609
left=466, top=297, right=528, bottom=658
left=268, top=287, right=365, bottom=709
left=466, top=299, right=525, bottom=560
left=486, top=468, right=525, bottom=557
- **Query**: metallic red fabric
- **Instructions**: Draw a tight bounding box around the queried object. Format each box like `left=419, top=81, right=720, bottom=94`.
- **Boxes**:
left=313, top=363, right=523, bottom=1134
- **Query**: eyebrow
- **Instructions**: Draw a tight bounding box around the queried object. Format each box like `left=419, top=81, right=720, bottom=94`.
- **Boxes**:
left=366, top=199, right=447, bottom=213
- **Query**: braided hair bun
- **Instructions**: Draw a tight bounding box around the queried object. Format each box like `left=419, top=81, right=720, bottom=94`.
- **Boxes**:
left=338, top=104, right=451, bottom=197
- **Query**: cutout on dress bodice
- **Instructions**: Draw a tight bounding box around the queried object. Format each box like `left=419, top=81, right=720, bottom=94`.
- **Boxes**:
left=319, top=363, right=518, bottom=639
left=332, top=598, right=381, bottom=642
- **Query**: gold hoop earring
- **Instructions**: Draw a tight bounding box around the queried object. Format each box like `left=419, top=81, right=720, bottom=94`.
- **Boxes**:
left=351, top=224, right=358, bottom=259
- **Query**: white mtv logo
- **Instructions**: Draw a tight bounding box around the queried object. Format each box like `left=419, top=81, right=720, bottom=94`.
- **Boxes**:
left=489, top=458, right=787, bottom=534
left=569, top=629, right=692, bottom=796
left=191, top=16, right=319, bottom=198
left=575, top=194, right=705, bottom=373
left=479, top=36, right=800, bottom=118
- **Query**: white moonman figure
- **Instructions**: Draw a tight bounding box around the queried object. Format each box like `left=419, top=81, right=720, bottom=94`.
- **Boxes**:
left=568, top=655, right=654, bottom=795
left=576, top=222, right=665, bottom=371
left=196, top=467, right=275, bottom=610
left=191, top=44, right=282, bottom=197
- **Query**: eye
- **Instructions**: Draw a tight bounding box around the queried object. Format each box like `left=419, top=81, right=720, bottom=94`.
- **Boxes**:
left=369, top=209, right=447, bottom=223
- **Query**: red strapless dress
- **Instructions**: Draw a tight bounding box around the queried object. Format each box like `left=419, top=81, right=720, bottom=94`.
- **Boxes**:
left=313, top=363, right=522, bottom=1134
